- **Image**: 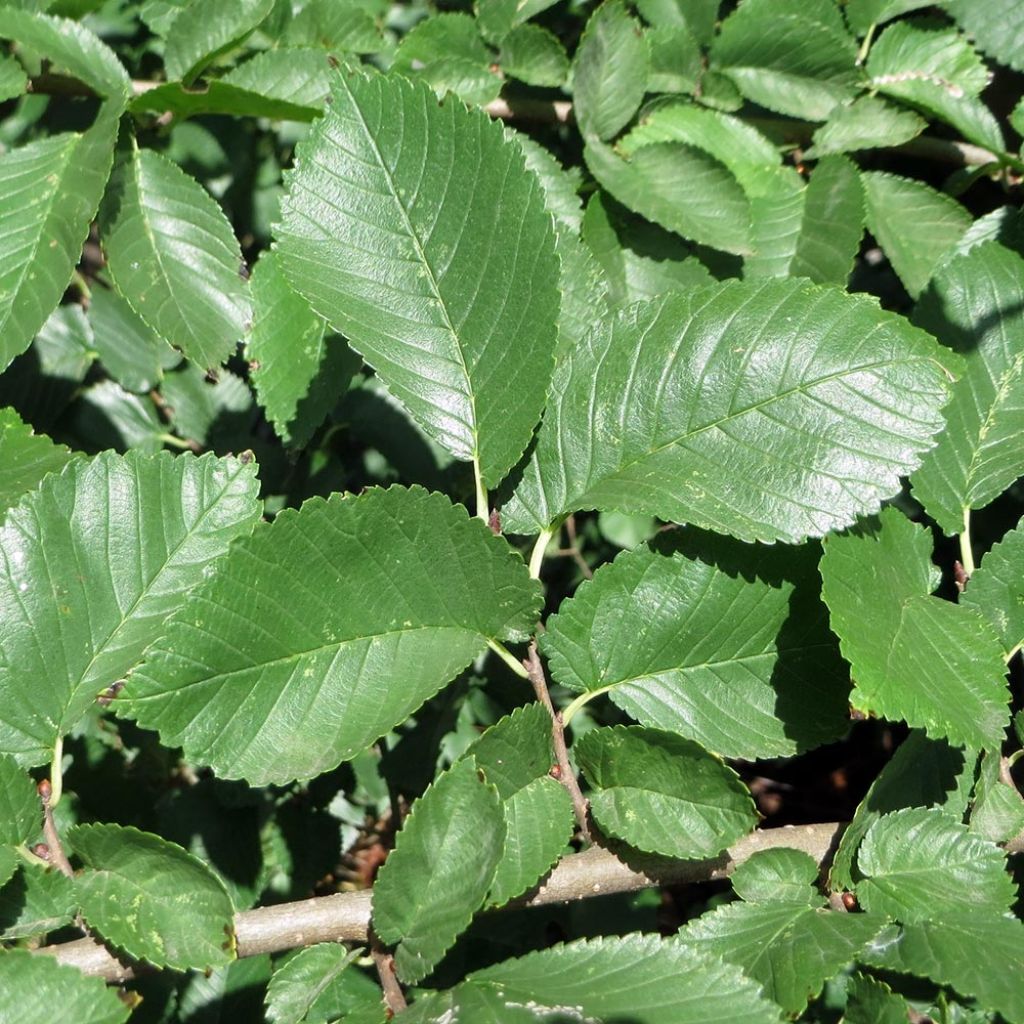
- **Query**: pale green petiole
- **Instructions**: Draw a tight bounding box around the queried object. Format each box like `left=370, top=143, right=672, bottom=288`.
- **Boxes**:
left=562, top=685, right=614, bottom=727
left=487, top=638, right=530, bottom=679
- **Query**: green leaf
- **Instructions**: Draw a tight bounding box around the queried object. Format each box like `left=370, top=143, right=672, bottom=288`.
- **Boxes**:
left=866, top=19, right=1003, bottom=152
left=373, top=759, right=505, bottom=984
left=512, top=133, right=583, bottom=234
left=821, top=508, right=1009, bottom=749
left=73, top=380, right=166, bottom=454
left=129, top=79, right=322, bottom=122
left=392, top=13, right=501, bottom=106
left=0, top=847, right=17, bottom=892
left=221, top=47, right=334, bottom=111
left=843, top=973, right=911, bottom=1024
left=582, top=192, right=714, bottom=305
left=584, top=137, right=752, bottom=256
left=647, top=23, right=701, bottom=93
left=911, top=242, right=1024, bottom=535
left=0, top=862, right=77, bottom=939
left=284, top=0, right=384, bottom=53
left=0, top=104, right=118, bottom=372
left=504, top=279, right=956, bottom=543
left=0, top=753, right=39, bottom=844
left=464, top=702, right=554, bottom=799
left=634, top=0, right=718, bottom=42
left=248, top=251, right=357, bottom=448
left=576, top=725, right=756, bottom=858
left=163, top=0, right=275, bottom=85
left=0, top=450, right=261, bottom=765
left=856, top=807, right=1015, bottom=922
left=69, top=823, right=235, bottom=970
left=102, top=147, right=252, bottom=370
left=845, top=0, right=941, bottom=34
left=264, top=943, right=362, bottom=1024
left=87, top=286, right=170, bottom=394
left=463, top=934, right=783, bottom=1024
left=275, top=70, right=560, bottom=489
left=861, top=171, right=971, bottom=299
left=970, top=749, right=1024, bottom=844
left=487, top=776, right=574, bottom=907
left=121, top=486, right=541, bottom=784
left=710, top=0, right=858, bottom=120
left=0, top=9, right=130, bottom=100
left=787, top=156, right=864, bottom=285
left=0, top=408, right=76, bottom=516
left=161, top=364, right=252, bottom=447
left=540, top=538, right=848, bottom=758
left=730, top=848, right=824, bottom=907
left=0, top=54, right=28, bottom=103
left=963, top=516, right=1024, bottom=656
left=946, top=0, right=1024, bottom=74
left=397, top=986, right=580, bottom=1024
left=499, top=24, right=568, bottom=87
left=829, top=730, right=973, bottom=892
left=572, top=0, right=648, bottom=141
left=0, top=950, right=129, bottom=1024
left=863, top=914, right=1024, bottom=1023
left=806, top=97, right=926, bottom=158
left=678, top=902, right=886, bottom=1015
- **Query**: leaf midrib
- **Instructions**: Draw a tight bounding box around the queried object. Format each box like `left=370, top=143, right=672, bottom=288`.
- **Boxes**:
left=337, top=74, right=480, bottom=467
left=573, top=351, right=940, bottom=510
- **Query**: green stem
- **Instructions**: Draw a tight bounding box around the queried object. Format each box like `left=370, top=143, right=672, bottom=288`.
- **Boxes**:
left=856, top=22, right=876, bottom=65
left=528, top=524, right=557, bottom=580
left=70, top=270, right=92, bottom=302
left=159, top=432, right=194, bottom=450
left=959, top=508, right=976, bottom=578
left=49, top=735, right=64, bottom=809
left=562, top=685, right=613, bottom=727
left=487, top=639, right=530, bottom=680
left=16, top=843, right=50, bottom=869
left=473, top=458, right=488, bottom=523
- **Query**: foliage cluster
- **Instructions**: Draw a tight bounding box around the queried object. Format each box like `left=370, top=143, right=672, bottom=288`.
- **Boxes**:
left=2, top=0, right=1024, bottom=1021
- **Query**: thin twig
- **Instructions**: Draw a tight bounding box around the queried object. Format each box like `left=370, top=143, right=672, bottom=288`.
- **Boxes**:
left=37, top=779, right=73, bottom=880
left=558, top=515, right=594, bottom=579
left=33, top=822, right=852, bottom=982
left=522, top=641, right=591, bottom=842
left=370, top=928, right=407, bottom=1017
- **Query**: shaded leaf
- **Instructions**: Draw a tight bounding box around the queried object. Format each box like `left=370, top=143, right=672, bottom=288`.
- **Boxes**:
left=0, top=55, right=28, bottom=103
left=866, top=19, right=1002, bottom=152
left=970, top=750, right=1024, bottom=844
left=861, top=171, right=971, bottom=299
left=911, top=242, right=1024, bottom=535
left=72, top=380, right=165, bottom=454
left=0, top=753, right=39, bottom=844
left=121, top=487, right=541, bottom=784
left=730, top=848, right=824, bottom=907
left=577, top=725, right=756, bottom=858
left=856, top=807, right=1014, bottom=922
left=102, top=147, right=252, bottom=370
left=264, top=944, right=363, bottom=1024
left=88, top=286, right=170, bottom=394
left=807, top=97, right=926, bottom=158
left=947, top=0, right=1024, bottom=73
left=0, top=950, right=129, bottom=1024
left=584, top=138, right=752, bottom=256
left=0, top=408, right=76, bottom=516
left=820, top=507, right=1009, bottom=749
left=464, top=702, right=554, bottom=799
left=486, top=776, right=574, bottom=907
left=829, top=730, right=972, bottom=892
left=0, top=451, right=261, bottom=765
left=504, top=279, right=956, bottom=543
left=499, top=24, right=568, bottom=87
left=963, top=516, right=1024, bottom=656
left=0, top=9, right=130, bottom=100
left=221, top=47, right=334, bottom=111
left=0, top=104, right=119, bottom=372
left=710, top=0, right=857, bottom=120
left=846, top=0, right=941, bottom=34
left=541, top=539, right=848, bottom=758
left=248, top=251, right=357, bottom=449
left=843, top=972, right=911, bottom=1024
left=0, top=862, right=77, bottom=939
left=678, top=902, right=886, bottom=1015
left=572, top=0, right=647, bottom=141
left=69, top=823, right=234, bottom=970
left=862, top=915, right=1024, bottom=1023
left=372, top=759, right=505, bottom=984
left=163, top=0, right=275, bottom=85
left=276, top=70, right=559, bottom=489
